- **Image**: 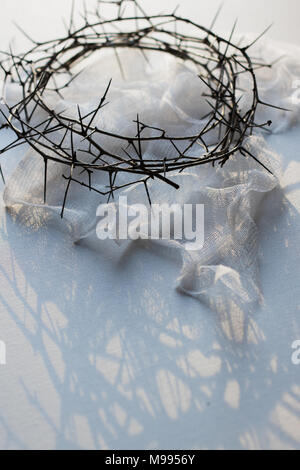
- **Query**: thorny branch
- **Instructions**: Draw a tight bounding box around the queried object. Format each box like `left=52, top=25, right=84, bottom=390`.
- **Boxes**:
left=0, top=0, right=280, bottom=216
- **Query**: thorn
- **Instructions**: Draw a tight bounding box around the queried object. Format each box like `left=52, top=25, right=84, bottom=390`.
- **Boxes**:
left=0, top=165, right=5, bottom=184
left=61, top=177, right=72, bottom=218
left=114, top=48, right=125, bottom=80
left=144, top=180, right=152, bottom=205
left=69, top=0, right=76, bottom=34
left=86, top=78, right=112, bottom=129
left=259, top=99, right=292, bottom=112
left=172, top=4, right=180, bottom=16
left=43, top=157, right=48, bottom=204
left=241, top=147, right=274, bottom=175
left=77, top=105, right=86, bottom=135
left=209, top=2, right=223, bottom=30
left=244, top=24, right=273, bottom=50
left=12, top=22, right=39, bottom=45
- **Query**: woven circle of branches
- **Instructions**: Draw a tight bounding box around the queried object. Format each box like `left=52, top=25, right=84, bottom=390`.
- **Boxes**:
left=0, top=0, right=280, bottom=216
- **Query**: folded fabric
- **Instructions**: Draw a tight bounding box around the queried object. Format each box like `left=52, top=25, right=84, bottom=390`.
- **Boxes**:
left=3, top=40, right=300, bottom=313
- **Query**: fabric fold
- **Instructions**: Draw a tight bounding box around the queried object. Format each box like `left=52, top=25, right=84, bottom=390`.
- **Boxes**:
left=2, top=41, right=300, bottom=313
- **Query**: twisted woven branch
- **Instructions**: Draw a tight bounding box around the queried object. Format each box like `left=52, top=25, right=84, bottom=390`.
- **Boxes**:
left=0, top=0, right=280, bottom=216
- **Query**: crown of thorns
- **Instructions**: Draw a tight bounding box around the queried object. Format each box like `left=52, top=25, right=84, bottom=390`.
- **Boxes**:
left=0, top=0, right=281, bottom=216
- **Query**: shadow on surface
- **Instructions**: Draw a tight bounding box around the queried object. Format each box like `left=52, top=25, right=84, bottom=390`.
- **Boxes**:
left=0, top=181, right=299, bottom=450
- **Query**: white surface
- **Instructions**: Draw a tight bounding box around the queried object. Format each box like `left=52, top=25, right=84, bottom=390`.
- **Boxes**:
left=0, top=0, right=300, bottom=46
left=0, top=0, right=300, bottom=450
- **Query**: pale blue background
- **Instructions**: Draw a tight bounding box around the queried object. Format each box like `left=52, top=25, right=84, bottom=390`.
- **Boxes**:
left=0, top=0, right=299, bottom=450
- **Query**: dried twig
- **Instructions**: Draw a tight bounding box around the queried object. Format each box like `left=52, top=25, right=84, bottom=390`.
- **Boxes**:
left=0, top=0, right=278, bottom=216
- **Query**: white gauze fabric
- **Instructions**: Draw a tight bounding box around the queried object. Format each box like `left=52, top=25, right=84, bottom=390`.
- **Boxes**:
left=2, top=39, right=300, bottom=313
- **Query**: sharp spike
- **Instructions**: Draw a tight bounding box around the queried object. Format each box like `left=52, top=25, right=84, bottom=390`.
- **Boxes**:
left=244, top=24, right=273, bottom=50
